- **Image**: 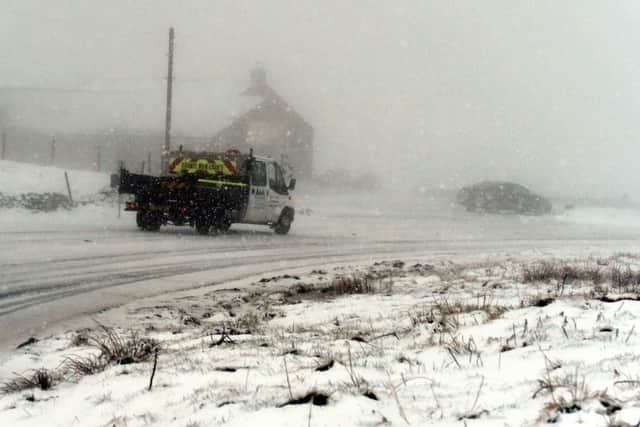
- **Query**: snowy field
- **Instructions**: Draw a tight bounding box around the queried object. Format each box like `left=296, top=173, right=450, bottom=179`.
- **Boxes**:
left=0, top=160, right=110, bottom=199
left=1, top=161, right=640, bottom=426
left=3, top=256, right=640, bottom=426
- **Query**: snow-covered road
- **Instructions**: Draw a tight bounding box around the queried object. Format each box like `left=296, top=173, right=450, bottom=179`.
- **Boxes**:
left=1, top=191, right=640, bottom=350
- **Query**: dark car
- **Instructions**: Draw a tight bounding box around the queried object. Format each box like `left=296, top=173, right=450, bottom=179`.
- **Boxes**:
left=457, top=181, right=552, bottom=215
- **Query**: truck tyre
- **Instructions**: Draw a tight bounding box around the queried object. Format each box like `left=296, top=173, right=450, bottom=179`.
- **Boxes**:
left=137, top=210, right=161, bottom=232
left=195, top=215, right=212, bottom=235
left=212, top=209, right=232, bottom=234
left=274, top=211, right=292, bottom=235
left=136, top=211, right=145, bottom=228
left=145, top=218, right=161, bottom=231
left=214, top=217, right=232, bottom=233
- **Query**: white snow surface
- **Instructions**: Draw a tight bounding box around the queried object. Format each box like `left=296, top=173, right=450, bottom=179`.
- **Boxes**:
left=0, top=160, right=110, bottom=198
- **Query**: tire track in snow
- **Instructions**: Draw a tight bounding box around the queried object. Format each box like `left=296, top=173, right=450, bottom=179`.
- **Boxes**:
left=0, top=242, right=431, bottom=317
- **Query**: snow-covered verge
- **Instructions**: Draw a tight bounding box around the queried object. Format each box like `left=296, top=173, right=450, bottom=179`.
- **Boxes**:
left=2, top=254, right=640, bottom=426
left=0, top=203, right=127, bottom=232
left=0, top=160, right=111, bottom=199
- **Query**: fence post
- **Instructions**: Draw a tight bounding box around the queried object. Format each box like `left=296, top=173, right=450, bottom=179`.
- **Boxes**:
left=50, top=136, right=56, bottom=165
left=1, top=132, right=6, bottom=160
left=64, top=171, right=73, bottom=203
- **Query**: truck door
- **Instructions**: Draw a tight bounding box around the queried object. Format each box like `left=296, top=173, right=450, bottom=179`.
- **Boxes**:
left=266, top=161, right=290, bottom=223
left=245, top=160, right=268, bottom=223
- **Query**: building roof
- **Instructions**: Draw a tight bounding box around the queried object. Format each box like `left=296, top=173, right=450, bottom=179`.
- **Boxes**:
left=211, top=67, right=313, bottom=144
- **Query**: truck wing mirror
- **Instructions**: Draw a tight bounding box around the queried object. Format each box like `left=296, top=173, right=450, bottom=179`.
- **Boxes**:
left=288, top=178, right=296, bottom=191
left=110, top=173, right=120, bottom=189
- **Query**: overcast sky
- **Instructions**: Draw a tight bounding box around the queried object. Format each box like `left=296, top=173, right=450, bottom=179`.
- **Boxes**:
left=1, top=0, right=639, bottom=197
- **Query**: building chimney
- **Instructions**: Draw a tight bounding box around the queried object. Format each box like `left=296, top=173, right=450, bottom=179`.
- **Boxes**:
left=242, top=65, right=268, bottom=96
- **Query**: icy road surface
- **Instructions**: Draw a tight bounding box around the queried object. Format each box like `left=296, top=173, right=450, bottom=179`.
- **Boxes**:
left=1, top=191, right=639, bottom=350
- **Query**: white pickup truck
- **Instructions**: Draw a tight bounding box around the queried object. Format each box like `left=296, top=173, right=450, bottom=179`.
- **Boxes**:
left=118, top=149, right=296, bottom=235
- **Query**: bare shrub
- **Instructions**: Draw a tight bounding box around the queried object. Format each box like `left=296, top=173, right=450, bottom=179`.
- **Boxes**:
left=1, top=369, right=60, bottom=393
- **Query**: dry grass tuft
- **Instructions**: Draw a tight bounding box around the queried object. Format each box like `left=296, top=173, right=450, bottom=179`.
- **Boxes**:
left=2, top=324, right=159, bottom=395
left=408, top=306, right=436, bottom=327
left=524, top=295, right=555, bottom=308
left=63, top=354, right=107, bottom=378
left=230, top=311, right=261, bottom=333
left=69, top=330, right=90, bottom=347
left=1, top=368, right=60, bottom=393
left=611, top=264, right=640, bottom=290
left=326, top=274, right=375, bottom=295
left=88, top=323, right=158, bottom=365
left=442, top=334, right=483, bottom=368
left=541, top=389, right=620, bottom=423
left=523, top=261, right=604, bottom=285
left=434, top=297, right=510, bottom=321
left=523, top=260, right=640, bottom=295
left=535, top=368, right=621, bottom=423
left=277, top=390, right=330, bottom=407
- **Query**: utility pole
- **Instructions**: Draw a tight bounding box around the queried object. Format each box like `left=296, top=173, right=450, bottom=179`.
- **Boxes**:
left=64, top=171, right=73, bottom=203
left=147, top=151, right=152, bottom=174
left=162, top=27, right=175, bottom=174
left=96, top=145, right=102, bottom=172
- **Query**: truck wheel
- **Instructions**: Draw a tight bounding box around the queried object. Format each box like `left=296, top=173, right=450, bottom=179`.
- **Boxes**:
left=213, top=210, right=232, bottom=234
left=136, top=211, right=145, bottom=228
left=195, top=216, right=211, bottom=235
left=146, top=215, right=161, bottom=231
left=214, top=218, right=232, bottom=233
left=137, top=210, right=161, bottom=231
left=274, top=213, right=292, bottom=235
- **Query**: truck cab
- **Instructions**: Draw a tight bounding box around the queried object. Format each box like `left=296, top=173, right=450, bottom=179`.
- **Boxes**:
left=244, top=155, right=296, bottom=234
